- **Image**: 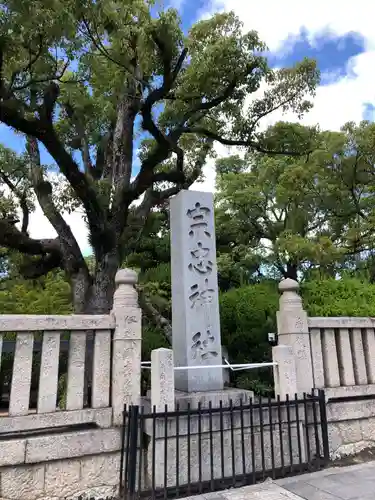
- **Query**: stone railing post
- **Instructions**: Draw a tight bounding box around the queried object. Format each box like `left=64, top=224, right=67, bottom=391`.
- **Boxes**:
left=277, top=278, right=314, bottom=394
left=151, top=348, right=175, bottom=412
left=272, top=345, right=298, bottom=400
left=111, top=268, right=142, bottom=425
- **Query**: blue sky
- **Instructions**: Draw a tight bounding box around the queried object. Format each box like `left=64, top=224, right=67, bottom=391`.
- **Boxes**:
left=3, top=1, right=375, bottom=252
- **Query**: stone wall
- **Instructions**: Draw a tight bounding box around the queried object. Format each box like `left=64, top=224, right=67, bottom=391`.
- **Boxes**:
left=326, top=399, right=375, bottom=459
left=0, top=427, right=123, bottom=500
left=0, top=453, right=120, bottom=500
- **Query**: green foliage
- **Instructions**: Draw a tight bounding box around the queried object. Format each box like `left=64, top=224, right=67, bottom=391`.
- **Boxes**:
left=215, top=121, right=375, bottom=281
left=302, top=277, right=375, bottom=317
left=220, top=282, right=279, bottom=363
left=0, top=270, right=72, bottom=314
left=219, top=282, right=278, bottom=394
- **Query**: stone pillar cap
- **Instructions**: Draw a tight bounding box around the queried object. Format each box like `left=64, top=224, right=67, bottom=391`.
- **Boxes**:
left=115, top=268, right=138, bottom=285
left=279, top=278, right=299, bottom=293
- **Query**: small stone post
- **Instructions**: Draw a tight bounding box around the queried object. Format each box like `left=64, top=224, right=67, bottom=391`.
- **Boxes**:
left=111, top=268, right=142, bottom=425
left=277, top=278, right=314, bottom=394
left=151, top=348, right=175, bottom=412
left=272, top=345, right=298, bottom=400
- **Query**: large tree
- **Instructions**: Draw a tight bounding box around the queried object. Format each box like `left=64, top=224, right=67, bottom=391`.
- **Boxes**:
left=0, top=0, right=319, bottom=312
left=215, top=122, right=375, bottom=281
left=309, top=121, right=375, bottom=280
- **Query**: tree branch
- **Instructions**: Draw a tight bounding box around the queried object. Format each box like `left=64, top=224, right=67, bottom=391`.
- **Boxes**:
left=0, top=102, right=108, bottom=248
left=248, top=90, right=300, bottom=131
left=80, top=16, right=150, bottom=89
left=9, top=34, right=44, bottom=92
left=181, top=127, right=310, bottom=156
left=180, top=70, right=254, bottom=127
left=27, top=137, right=90, bottom=278
left=136, top=39, right=188, bottom=184
left=41, top=82, right=60, bottom=123
left=20, top=251, right=63, bottom=279
left=0, top=217, right=59, bottom=255
left=12, top=58, right=69, bottom=92
left=0, top=170, right=29, bottom=233
left=64, top=101, right=93, bottom=174
left=137, top=287, right=172, bottom=344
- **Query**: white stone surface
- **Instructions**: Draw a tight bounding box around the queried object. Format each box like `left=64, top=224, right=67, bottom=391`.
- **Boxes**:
left=80, top=453, right=120, bottom=488
left=151, top=348, right=175, bottom=411
left=0, top=453, right=120, bottom=500
left=309, top=328, right=325, bottom=388
left=0, top=407, right=112, bottom=433
left=276, top=279, right=314, bottom=394
left=25, top=428, right=121, bottom=463
left=92, top=329, right=111, bottom=408
left=38, top=331, right=60, bottom=413
left=174, top=387, right=254, bottom=410
left=44, top=460, right=81, bottom=497
left=363, top=328, right=375, bottom=384
left=272, top=345, right=297, bottom=400
left=0, top=439, right=26, bottom=466
left=0, top=464, right=45, bottom=500
left=308, top=316, right=375, bottom=329
left=224, top=483, right=303, bottom=499
left=66, top=332, right=86, bottom=410
left=352, top=328, right=368, bottom=385
left=327, top=398, right=375, bottom=422
left=111, top=268, right=142, bottom=424
left=0, top=314, right=114, bottom=331
left=336, top=328, right=355, bottom=386
left=9, top=332, right=34, bottom=416
left=321, top=328, right=340, bottom=387
left=170, top=190, right=223, bottom=393
left=324, top=384, right=375, bottom=401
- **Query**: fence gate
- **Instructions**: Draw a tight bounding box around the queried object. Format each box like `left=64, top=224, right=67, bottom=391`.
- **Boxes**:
left=120, top=390, right=329, bottom=499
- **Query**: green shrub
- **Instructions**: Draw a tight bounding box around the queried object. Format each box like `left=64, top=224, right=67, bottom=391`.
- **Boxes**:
left=301, top=277, right=375, bottom=317
left=219, top=282, right=279, bottom=395
left=220, top=281, right=279, bottom=365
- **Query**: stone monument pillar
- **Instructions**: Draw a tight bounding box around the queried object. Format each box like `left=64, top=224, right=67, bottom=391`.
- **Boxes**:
left=170, top=190, right=223, bottom=393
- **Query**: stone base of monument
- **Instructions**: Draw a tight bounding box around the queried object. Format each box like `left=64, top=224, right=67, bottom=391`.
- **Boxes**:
left=174, top=387, right=254, bottom=410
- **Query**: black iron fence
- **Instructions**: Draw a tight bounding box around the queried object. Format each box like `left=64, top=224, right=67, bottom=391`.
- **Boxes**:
left=120, top=390, right=329, bottom=499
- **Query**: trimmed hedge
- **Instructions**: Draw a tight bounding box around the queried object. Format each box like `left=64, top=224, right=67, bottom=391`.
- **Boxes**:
left=301, top=277, right=375, bottom=317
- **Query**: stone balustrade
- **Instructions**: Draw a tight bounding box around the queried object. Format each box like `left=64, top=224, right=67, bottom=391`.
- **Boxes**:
left=276, top=279, right=375, bottom=400
left=0, top=268, right=142, bottom=430
left=0, top=315, right=113, bottom=417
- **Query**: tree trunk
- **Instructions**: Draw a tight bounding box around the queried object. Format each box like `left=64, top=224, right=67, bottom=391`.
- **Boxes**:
left=69, top=252, right=119, bottom=406
left=285, top=262, right=298, bottom=281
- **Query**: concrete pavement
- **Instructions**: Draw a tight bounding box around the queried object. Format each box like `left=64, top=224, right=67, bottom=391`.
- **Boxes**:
left=188, top=461, right=375, bottom=499
left=276, top=461, right=375, bottom=499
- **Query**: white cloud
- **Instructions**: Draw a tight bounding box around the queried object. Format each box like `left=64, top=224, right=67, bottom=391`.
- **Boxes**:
left=203, top=0, right=375, bottom=52
left=250, top=50, right=375, bottom=132
left=191, top=0, right=375, bottom=193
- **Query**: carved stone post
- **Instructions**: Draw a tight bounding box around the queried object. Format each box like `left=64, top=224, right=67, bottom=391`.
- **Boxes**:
left=277, top=278, right=314, bottom=394
left=151, top=348, right=175, bottom=412
left=111, top=269, right=142, bottom=425
left=272, top=345, right=298, bottom=400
